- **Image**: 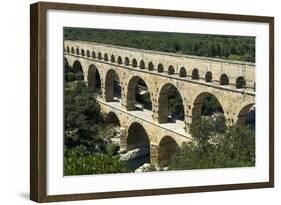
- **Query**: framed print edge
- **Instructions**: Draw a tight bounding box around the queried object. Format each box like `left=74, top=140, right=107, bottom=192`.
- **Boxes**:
left=269, top=17, right=274, bottom=187
left=30, top=2, right=40, bottom=202
left=30, top=1, right=274, bottom=203
left=30, top=2, right=48, bottom=202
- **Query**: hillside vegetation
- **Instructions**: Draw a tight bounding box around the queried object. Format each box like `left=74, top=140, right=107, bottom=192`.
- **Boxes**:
left=64, top=28, right=255, bottom=62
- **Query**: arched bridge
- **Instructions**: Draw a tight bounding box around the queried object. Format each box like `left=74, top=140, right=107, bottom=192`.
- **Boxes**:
left=64, top=40, right=255, bottom=168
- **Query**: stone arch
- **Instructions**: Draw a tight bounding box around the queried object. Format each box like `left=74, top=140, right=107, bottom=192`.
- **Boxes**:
left=140, top=60, right=145, bottom=69
left=220, top=74, right=229, bottom=85
left=125, top=57, right=130, bottom=66
left=132, top=58, right=137, bottom=67
left=205, top=71, right=213, bottom=82
left=64, top=57, right=71, bottom=74
left=104, top=111, right=121, bottom=126
left=237, top=103, right=255, bottom=126
left=126, top=122, right=150, bottom=152
left=236, top=76, right=246, bottom=88
left=98, top=52, right=102, bottom=60
left=179, top=67, right=187, bottom=77
left=157, top=83, right=185, bottom=123
left=72, top=60, right=82, bottom=73
left=104, top=53, right=108, bottom=61
left=104, top=69, right=121, bottom=102
left=75, top=48, right=79, bottom=55
left=124, top=121, right=151, bottom=169
left=148, top=62, right=154, bottom=71
left=192, top=92, right=224, bottom=121
left=81, top=49, right=85, bottom=56
left=157, top=63, right=164, bottom=73
left=64, top=57, right=69, bottom=69
left=117, top=56, right=122, bottom=64
left=192, top=68, right=199, bottom=79
left=168, top=65, right=175, bottom=75
left=66, top=46, right=70, bottom=53
left=92, top=51, right=96, bottom=58
left=126, top=76, right=152, bottom=111
left=71, top=47, right=74, bottom=54
left=158, top=136, right=179, bottom=167
left=72, top=60, right=84, bottom=80
left=86, top=50, right=90, bottom=57
left=87, top=64, right=101, bottom=93
left=111, top=55, right=115, bottom=63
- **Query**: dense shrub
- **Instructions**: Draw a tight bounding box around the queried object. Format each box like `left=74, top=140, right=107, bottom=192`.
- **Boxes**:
left=64, top=81, right=103, bottom=146
left=64, top=145, right=129, bottom=175
left=65, top=71, right=84, bottom=82
left=168, top=86, right=184, bottom=120
left=63, top=81, right=130, bottom=175
left=65, top=72, right=76, bottom=81
left=169, top=116, right=255, bottom=170
left=65, top=28, right=255, bottom=62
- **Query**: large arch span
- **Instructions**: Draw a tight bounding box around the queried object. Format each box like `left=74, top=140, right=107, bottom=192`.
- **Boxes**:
left=157, top=83, right=185, bottom=124
left=158, top=136, right=179, bottom=167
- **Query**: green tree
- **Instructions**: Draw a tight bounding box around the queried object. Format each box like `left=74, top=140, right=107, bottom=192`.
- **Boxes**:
left=169, top=116, right=255, bottom=170
left=64, top=145, right=129, bottom=175
left=64, top=28, right=255, bottom=62
left=201, top=94, right=223, bottom=116
left=168, top=86, right=184, bottom=120
left=228, top=54, right=242, bottom=61
left=64, top=81, right=103, bottom=146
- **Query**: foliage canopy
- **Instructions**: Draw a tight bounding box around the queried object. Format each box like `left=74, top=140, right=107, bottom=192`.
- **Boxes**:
left=169, top=116, right=255, bottom=170
left=65, top=28, right=255, bottom=62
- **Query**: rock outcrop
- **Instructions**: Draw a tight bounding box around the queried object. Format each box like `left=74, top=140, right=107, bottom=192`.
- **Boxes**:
left=120, top=147, right=150, bottom=161
left=135, top=163, right=151, bottom=172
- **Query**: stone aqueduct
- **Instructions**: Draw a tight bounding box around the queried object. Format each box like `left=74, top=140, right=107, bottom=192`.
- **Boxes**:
left=64, top=40, right=256, bottom=167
